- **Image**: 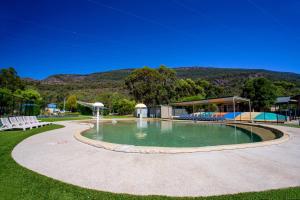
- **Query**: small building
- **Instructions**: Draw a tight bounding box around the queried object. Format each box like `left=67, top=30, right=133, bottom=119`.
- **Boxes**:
left=135, top=103, right=148, bottom=118
left=273, top=96, right=299, bottom=120
left=46, top=103, right=59, bottom=114
left=148, top=105, right=172, bottom=118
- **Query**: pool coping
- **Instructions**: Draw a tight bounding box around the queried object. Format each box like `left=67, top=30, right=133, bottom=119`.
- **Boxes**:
left=74, top=120, right=290, bottom=154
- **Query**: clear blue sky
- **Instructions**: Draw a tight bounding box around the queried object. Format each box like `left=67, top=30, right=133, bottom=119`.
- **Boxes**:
left=0, top=0, right=299, bottom=79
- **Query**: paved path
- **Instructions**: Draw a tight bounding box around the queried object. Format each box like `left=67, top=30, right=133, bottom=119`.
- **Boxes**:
left=12, top=121, right=300, bottom=197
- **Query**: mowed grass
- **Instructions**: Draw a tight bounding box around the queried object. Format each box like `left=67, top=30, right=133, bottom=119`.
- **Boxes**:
left=39, top=115, right=92, bottom=122
left=0, top=125, right=300, bottom=200
left=40, top=115, right=131, bottom=122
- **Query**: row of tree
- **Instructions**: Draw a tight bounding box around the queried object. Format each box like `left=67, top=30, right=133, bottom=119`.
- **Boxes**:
left=125, top=66, right=298, bottom=111
left=1, top=66, right=299, bottom=116
left=0, top=68, right=42, bottom=115
left=125, top=66, right=224, bottom=105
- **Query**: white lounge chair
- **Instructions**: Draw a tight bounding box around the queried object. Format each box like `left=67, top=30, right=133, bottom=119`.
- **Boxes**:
left=16, top=116, right=39, bottom=128
left=0, top=119, right=11, bottom=131
left=8, top=117, right=32, bottom=130
left=30, top=116, right=50, bottom=126
left=24, top=116, right=45, bottom=127
left=1, top=118, right=27, bottom=131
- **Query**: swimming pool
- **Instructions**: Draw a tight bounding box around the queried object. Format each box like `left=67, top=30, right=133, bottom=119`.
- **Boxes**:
left=82, top=120, right=262, bottom=148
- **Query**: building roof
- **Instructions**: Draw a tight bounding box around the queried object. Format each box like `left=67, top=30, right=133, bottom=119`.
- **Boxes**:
left=135, top=103, right=147, bottom=108
left=275, top=96, right=298, bottom=104
left=47, top=103, right=57, bottom=108
left=171, top=96, right=250, bottom=106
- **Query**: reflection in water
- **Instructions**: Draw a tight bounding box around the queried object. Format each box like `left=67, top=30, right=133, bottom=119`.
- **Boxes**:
left=135, top=131, right=147, bottom=139
left=96, top=122, right=103, bottom=140
left=137, top=119, right=148, bottom=129
left=250, top=126, right=253, bottom=141
left=135, top=119, right=148, bottom=139
left=234, top=125, right=237, bottom=144
left=84, top=121, right=262, bottom=147
left=161, top=121, right=173, bottom=133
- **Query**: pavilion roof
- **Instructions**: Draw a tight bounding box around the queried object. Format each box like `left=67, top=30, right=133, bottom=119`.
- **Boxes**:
left=171, top=96, right=250, bottom=106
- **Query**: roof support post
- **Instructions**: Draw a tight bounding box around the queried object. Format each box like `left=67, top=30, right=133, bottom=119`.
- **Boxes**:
left=233, top=97, right=236, bottom=122
left=249, top=100, right=252, bottom=123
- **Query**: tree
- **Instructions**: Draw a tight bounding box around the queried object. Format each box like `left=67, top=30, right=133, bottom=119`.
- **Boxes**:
left=113, top=98, right=135, bottom=115
left=274, top=81, right=296, bottom=96
left=175, top=78, right=205, bottom=99
left=0, top=67, right=24, bottom=91
left=66, top=95, right=77, bottom=112
left=156, top=66, right=177, bottom=103
left=125, top=66, right=177, bottom=105
left=208, top=103, right=218, bottom=112
left=195, top=79, right=223, bottom=98
left=242, top=78, right=277, bottom=111
left=16, top=89, right=42, bottom=102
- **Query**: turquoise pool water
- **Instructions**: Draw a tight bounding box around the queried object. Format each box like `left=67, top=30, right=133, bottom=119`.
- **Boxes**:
left=83, top=120, right=262, bottom=147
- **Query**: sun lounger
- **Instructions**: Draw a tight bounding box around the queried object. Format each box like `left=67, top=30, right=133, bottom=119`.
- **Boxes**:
left=0, top=119, right=11, bottom=131
left=9, top=117, right=33, bottom=130
left=1, top=118, right=28, bottom=131
left=16, top=116, right=39, bottom=128
left=23, top=116, right=44, bottom=127
left=30, top=116, right=50, bottom=126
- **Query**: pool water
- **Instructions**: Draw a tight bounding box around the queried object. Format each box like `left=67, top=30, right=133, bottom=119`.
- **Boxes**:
left=83, top=120, right=262, bottom=148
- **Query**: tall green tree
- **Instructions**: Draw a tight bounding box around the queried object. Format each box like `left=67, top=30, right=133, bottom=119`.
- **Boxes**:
left=66, top=95, right=77, bottom=112
left=156, top=66, right=177, bottom=103
left=112, top=98, right=135, bottom=115
left=242, top=78, right=277, bottom=111
left=175, top=78, right=205, bottom=100
left=0, top=67, right=24, bottom=91
left=15, top=89, right=42, bottom=102
left=274, top=81, right=297, bottom=96
left=125, top=66, right=177, bottom=105
left=195, top=79, right=223, bottom=98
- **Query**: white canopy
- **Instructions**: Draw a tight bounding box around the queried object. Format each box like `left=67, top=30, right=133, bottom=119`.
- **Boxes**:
left=93, top=102, right=104, bottom=107
left=135, top=103, right=147, bottom=108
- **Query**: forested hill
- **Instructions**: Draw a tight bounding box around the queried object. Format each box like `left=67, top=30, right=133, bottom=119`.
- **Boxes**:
left=40, top=67, right=300, bottom=85
left=24, top=67, right=300, bottom=103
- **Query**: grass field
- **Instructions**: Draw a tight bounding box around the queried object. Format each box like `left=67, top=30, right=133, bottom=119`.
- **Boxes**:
left=39, top=115, right=92, bottom=122
left=39, top=115, right=131, bottom=122
left=0, top=124, right=299, bottom=199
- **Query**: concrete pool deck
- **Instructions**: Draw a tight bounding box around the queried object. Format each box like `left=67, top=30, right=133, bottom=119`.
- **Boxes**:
left=12, top=121, right=300, bottom=197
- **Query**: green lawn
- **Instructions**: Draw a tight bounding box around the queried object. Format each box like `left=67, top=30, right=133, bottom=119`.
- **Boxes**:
left=39, top=115, right=131, bottom=122
left=39, top=115, right=92, bottom=122
left=0, top=125, right=299, bottom=200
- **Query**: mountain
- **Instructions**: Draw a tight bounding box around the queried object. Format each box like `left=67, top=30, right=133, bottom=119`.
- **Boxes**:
left=24, top=67, right=300, bottom=103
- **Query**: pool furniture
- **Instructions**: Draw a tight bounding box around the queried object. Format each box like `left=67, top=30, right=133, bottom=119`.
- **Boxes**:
left=16, top=116, right=39, bottom=128
left=9, top=117, right=33, bottom=130
left=24, top=116, right=49, bottom=127
left=0, top=119, right=11, bottom=131
left=1, top=117, right=28, bottom=131
left=0, top=116, right=52, bottom=132
left=30, top=116, right=51, bottom=126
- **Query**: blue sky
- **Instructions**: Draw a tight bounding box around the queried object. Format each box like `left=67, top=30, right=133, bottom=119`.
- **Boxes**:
left=0, top=0, right=299, bottom=79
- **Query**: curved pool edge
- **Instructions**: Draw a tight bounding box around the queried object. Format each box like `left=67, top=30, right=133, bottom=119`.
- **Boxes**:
left=74, top=121, right=290, bottom=154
